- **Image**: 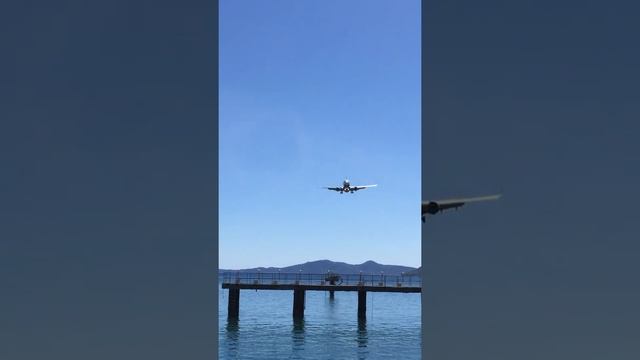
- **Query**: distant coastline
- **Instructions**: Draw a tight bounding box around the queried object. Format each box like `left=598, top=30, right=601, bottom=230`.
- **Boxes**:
left=219, top=259, right=421, bottom=276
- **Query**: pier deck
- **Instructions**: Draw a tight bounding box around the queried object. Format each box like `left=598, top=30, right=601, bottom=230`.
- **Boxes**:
left=222, top=283, right=420, bottom=292
left=221, top=272, right=421, bottom=319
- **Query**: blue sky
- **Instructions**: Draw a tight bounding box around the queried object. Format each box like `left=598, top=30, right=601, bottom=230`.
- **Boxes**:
left=219, top=0, right=421, bottom=268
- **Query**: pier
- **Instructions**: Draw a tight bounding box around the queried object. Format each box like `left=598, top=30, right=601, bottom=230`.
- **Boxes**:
left=221, top=272, right=421, bottom=319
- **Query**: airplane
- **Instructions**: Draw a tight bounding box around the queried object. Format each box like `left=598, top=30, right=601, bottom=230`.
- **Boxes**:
left=422, top=194, right=501, bottom=222
left=324, top=179, right=377, bottom=194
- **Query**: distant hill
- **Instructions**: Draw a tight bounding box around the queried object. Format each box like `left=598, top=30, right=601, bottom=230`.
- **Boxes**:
left=220, top=259, right=417, bottom=276
left=403, top=267, right=422, bottom=276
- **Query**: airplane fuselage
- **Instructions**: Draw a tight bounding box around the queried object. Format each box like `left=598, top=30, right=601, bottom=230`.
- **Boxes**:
left=341, top=179, right=352, bottom=193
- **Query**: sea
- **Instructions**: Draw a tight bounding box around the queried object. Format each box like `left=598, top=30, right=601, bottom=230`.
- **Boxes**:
left=218, top=282, right=421, bottom=359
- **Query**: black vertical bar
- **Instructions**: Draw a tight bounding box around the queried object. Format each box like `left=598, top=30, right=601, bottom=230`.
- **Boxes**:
left=358, top=290, right=366, bottom=319
left=228, top=288, right=240, bottom=319
left=293, top=289, right=305, bottom=319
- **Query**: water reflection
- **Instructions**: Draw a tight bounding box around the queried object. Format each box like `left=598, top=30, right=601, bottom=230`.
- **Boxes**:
left=357, top=317, right=368, bottom=347
left=218, top=291, right=421, bottom=360
left=292, top=318, right=306, bottom=350
left=328, top=292, right=337, bottom=307
left=224, top=318, right=240, bottom=358
left=226, top=317, right=239, bottom=332
left=357, top=317, right=369, bottom=359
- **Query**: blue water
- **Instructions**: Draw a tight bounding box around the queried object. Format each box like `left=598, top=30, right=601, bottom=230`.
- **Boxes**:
left=218, top=284, right=421, bottom=359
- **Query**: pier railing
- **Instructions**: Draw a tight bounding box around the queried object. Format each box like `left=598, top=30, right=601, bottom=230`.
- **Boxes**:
left=221, top=272, right=421, bottom=287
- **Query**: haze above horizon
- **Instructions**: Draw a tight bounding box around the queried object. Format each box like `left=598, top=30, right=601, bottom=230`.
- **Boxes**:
left=219, top=258, right=418, bottom=271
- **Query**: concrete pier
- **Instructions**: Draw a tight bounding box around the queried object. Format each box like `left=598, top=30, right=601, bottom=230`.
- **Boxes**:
left=221, top=272, right=421, bottom=320
left=357, top=290, right=366, bottom=318
left=293, top=289, right=305, bottom=318
left=328, top=278, right=336, bottom=299
left=228, top=287, right=240, bottom=318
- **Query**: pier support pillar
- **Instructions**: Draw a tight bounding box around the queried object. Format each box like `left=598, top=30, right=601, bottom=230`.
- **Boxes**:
left=329, top=290, right=335, bottom=299
left=358, top=290, right=367, bottom=319
left=293, top=289, right=305, bottom=319
left=228, top=288, right=240, bottom=319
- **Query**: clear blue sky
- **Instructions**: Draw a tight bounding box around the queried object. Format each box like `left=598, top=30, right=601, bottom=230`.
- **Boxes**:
left=219, top=0, right=421, bottom=269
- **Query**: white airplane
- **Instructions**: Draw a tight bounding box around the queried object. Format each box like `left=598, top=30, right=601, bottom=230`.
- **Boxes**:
left=422, top=194, right=501, bottom=222
left=324, top=179, right=377, bottom=194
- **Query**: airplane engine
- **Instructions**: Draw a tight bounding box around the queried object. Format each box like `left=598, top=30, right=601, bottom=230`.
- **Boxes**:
left=425, top=201, right=440, bottom=215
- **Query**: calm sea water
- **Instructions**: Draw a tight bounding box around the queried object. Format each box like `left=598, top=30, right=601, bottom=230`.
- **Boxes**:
left=218, top=283, right=421, bottom=359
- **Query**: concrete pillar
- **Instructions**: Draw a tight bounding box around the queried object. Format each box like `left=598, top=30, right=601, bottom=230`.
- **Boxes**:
left=293, top=289, right=305, bottom=319
left=228, top=288, right=240, bottom=319
left=358, top=290, right=366, bottom=319
left=329, top=279, right=335, bottom=299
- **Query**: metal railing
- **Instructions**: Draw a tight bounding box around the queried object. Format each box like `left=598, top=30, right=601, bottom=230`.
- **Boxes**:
left=220, top=272, right=421, bottom=287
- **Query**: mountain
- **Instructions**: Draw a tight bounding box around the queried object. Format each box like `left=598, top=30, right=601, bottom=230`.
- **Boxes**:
left=219, top=260, right=417, bottom=276
left=403, top=266, right=422, bottom=276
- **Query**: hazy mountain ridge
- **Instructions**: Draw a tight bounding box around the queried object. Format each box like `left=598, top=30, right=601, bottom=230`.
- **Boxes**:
left=403, top=266, right=422, bottom=276
left=220, top=259, right=418, bottom=276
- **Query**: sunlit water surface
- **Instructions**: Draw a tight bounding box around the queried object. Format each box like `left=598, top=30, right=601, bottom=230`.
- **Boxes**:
left=219, top=284, right=421, bottom=359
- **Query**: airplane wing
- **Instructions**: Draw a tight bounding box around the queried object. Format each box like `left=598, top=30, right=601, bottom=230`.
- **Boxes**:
left=350, top=184, right=377, bottom=191
left=433, top=194, right=502, bottom=210
left=324, top=187, right=342, bottom=192
left=422, top=194, right=502, bottom=221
